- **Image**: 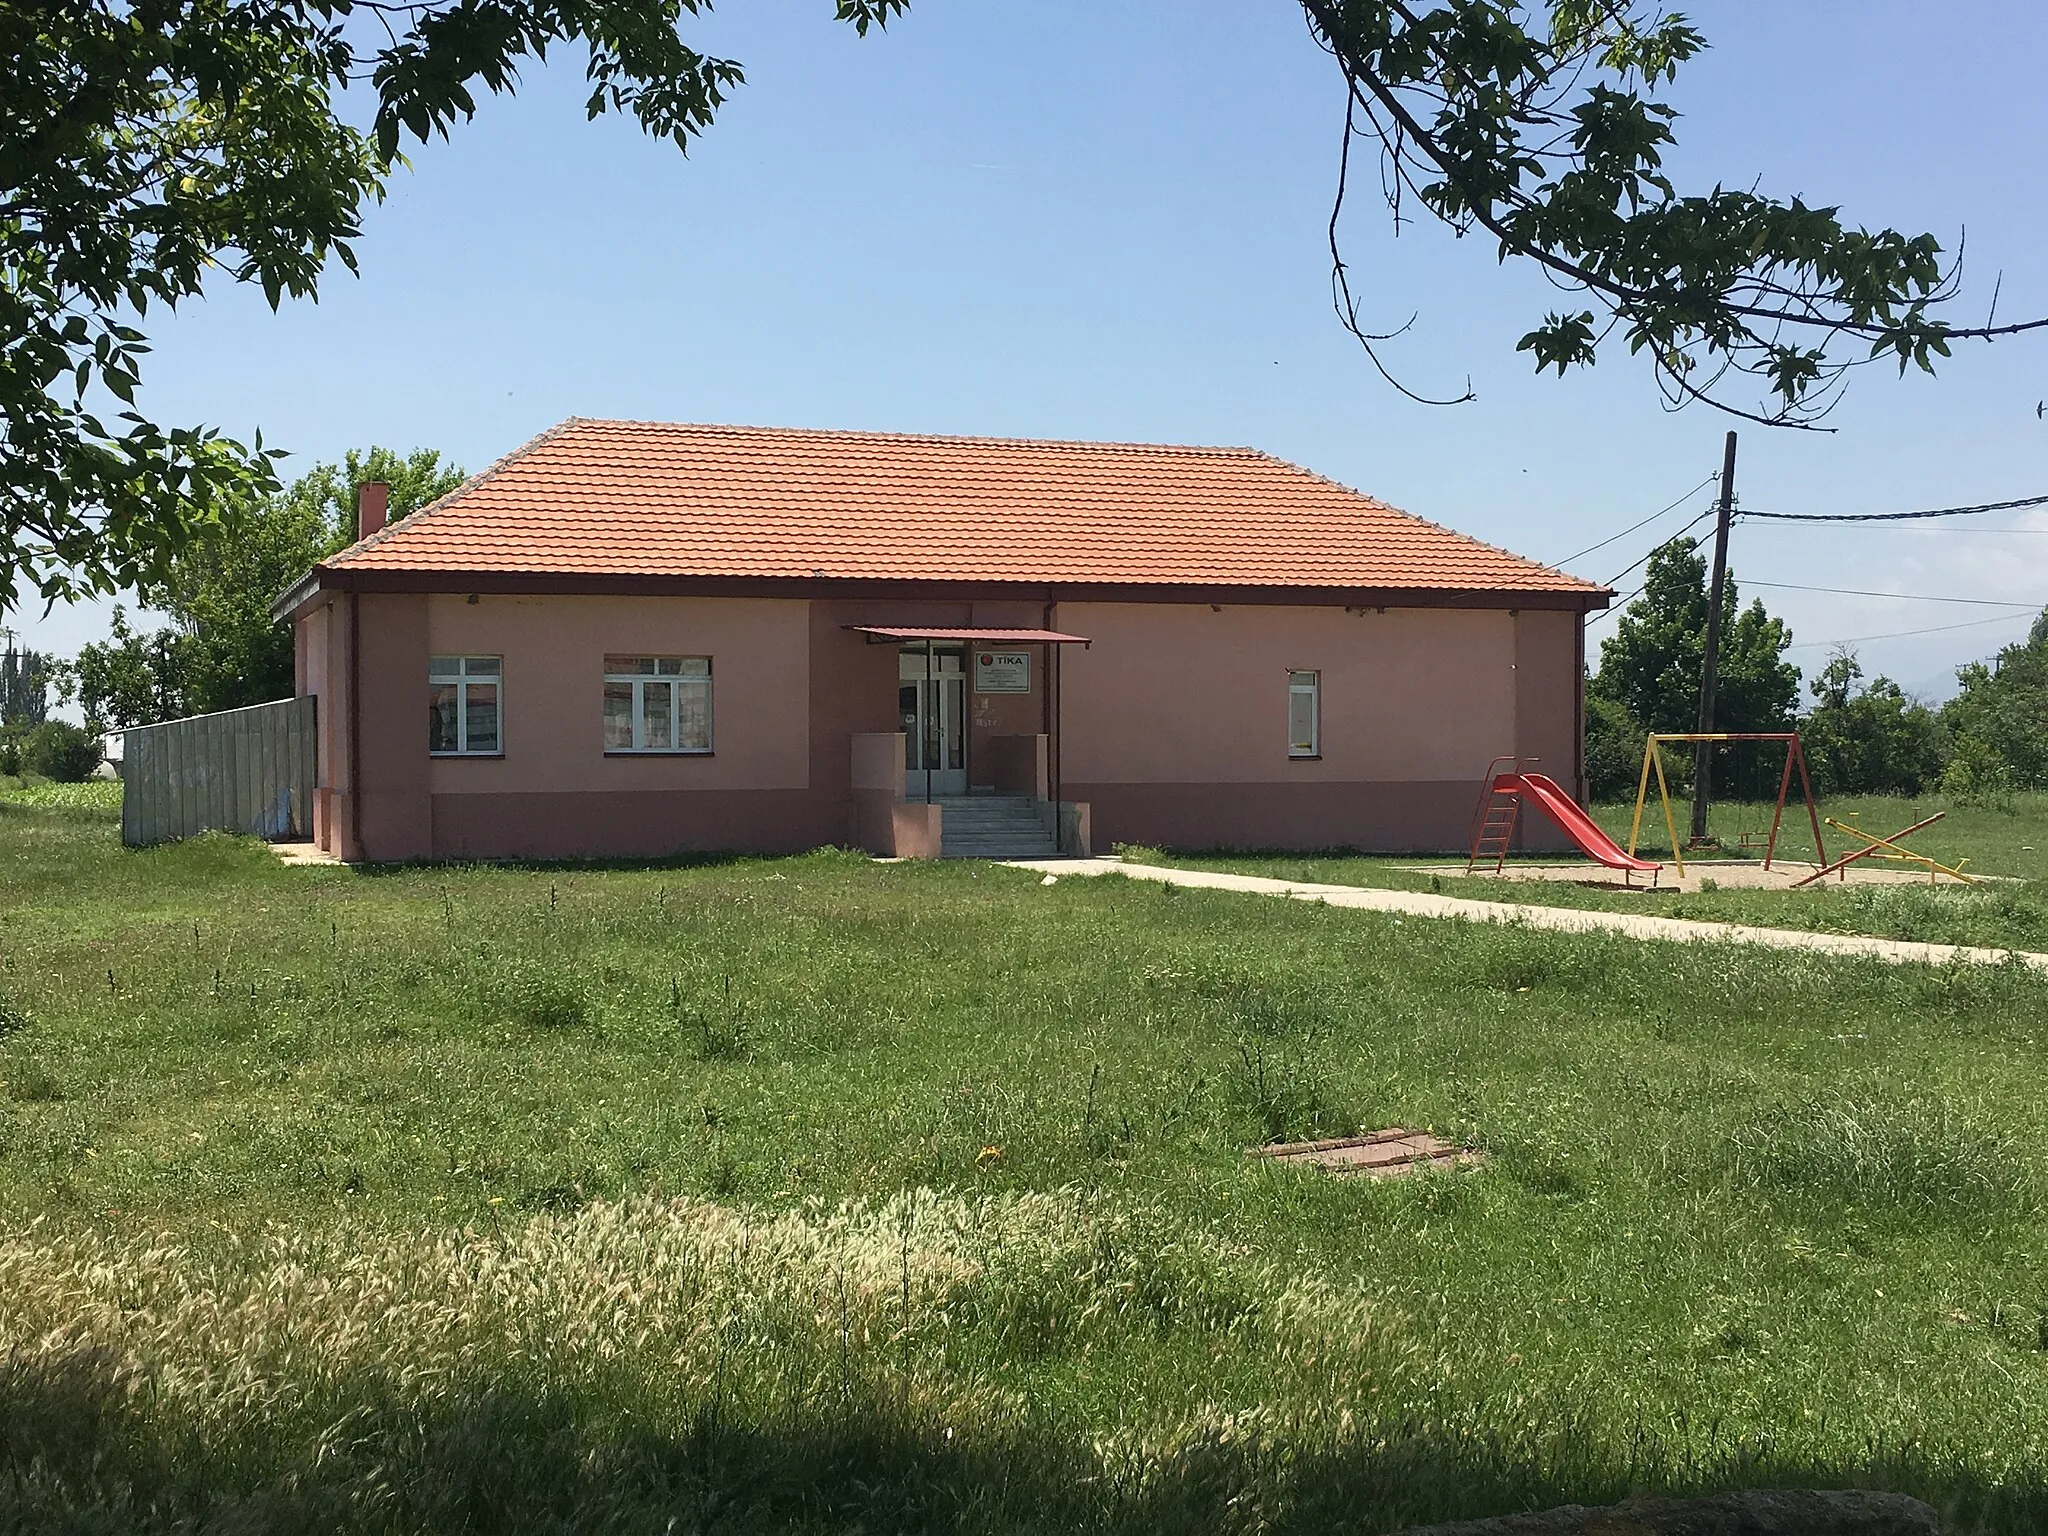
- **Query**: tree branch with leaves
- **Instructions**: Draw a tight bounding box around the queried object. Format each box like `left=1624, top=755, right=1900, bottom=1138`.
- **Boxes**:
left=1300, top=0, right=2043, bottom=427
left=0, top=0, right=907, bottom=613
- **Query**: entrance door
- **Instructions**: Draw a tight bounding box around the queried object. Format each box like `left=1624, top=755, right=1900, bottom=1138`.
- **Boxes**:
left=900, top=647, right=967, bottom=796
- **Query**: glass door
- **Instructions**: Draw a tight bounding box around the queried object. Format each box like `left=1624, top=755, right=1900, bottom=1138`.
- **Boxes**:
left=899, top=647, right=966, bottom=796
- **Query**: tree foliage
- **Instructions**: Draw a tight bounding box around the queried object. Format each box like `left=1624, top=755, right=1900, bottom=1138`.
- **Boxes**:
left=65, top=606, right=192, bottom=732
left=63, top=449, right=462, bottom=727
left=151, top=446, right=464, bottom=713
left=0, top=0, right=905, bottom=614
left=1590, top=535, right=1798, bottom=736
left=0, top=643, right=50, bottom=728
left=1943, top=614, right=2048, bottom=792
left=1300, top=2, right=2042, bottom=425
left=1800, top=649, right=1945, bottom=797
left=1587, top=586, right=2048, bottom=807
left=10, top=0, right=2034, bottom=610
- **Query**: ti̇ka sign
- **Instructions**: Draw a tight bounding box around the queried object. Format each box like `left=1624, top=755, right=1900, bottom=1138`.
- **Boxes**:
left=975, top=651, right=1030, bottom=694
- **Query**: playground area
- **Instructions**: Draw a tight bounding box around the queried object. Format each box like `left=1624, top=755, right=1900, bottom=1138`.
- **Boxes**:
left=1463, top=734, right=1994, bottom=892
left=1421, top=854, right=1985, bottom=894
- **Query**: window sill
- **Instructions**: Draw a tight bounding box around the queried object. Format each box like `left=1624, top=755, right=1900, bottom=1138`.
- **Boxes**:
left=1288, top=754, right=1323, bottom=762
left=431, top=751, right=505, bottom=759
left=604, top=749, right=715, bottom=757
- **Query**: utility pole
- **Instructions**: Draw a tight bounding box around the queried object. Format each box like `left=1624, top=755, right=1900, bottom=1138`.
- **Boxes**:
left=1689, top=430, right=1738, bottom=845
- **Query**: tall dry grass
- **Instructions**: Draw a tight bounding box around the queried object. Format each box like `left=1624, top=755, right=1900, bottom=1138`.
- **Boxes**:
left=0, top=1192, right=1442, bottom=1533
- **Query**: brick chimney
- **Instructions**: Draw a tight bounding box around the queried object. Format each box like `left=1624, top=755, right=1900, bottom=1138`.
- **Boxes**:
left=357, top=481, right=390, bottom=540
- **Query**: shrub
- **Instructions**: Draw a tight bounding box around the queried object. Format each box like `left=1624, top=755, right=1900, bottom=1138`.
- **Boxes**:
left=1943, top=738, right=2016, bottom=810
left=20, top=721, right=102, bottom=782
left=1583, top=692, right=1645, bottom=801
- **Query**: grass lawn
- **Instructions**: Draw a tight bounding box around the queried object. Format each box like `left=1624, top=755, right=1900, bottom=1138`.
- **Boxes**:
left=1123, top=794, right=2048, bottom=954
left=3, top=788, right=2048, bottom=1532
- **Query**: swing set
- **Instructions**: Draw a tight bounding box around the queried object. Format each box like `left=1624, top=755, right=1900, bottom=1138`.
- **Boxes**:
left=1627, top=732, right=1827, bottom=878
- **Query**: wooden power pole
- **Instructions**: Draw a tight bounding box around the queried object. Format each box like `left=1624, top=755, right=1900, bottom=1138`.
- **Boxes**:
left=1689, top=431, right=1738, bottom=845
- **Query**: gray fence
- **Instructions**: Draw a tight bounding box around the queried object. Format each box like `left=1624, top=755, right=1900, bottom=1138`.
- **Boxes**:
left=122, top=696, right=318, bottom=847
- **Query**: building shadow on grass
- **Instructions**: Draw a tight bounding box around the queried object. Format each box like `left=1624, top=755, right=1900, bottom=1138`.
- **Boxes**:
left=346, top=849, right=836, bottom=877
left=1, top=1359, right=2040, bottom=1535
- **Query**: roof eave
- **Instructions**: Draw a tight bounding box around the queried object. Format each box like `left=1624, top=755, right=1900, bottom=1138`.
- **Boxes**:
left=302, top=566, right=1612, bottom=612
left=269, top=565, right=331, bottom=624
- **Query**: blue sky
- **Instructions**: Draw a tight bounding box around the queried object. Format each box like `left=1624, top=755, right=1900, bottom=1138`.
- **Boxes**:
left=14, top=0, right=2048, bottom=703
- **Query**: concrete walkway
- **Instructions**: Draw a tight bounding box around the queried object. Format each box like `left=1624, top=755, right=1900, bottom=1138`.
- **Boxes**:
left=1007, top=857, right=2048, bottom=974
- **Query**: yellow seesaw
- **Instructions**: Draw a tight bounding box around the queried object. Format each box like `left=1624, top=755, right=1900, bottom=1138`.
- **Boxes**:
left=1790, top=811, right=1978, bottom=888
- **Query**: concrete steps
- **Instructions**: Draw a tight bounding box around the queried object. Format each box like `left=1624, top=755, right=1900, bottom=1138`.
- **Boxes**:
left=935, top=795, right=1058, bottom=860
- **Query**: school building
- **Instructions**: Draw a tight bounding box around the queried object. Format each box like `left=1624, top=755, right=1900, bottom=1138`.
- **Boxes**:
left=273, top=419, right=1610, bottom=861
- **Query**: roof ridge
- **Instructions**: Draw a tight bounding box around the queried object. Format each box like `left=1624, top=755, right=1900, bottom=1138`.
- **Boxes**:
left=556, top=418, right=1266, bottom=458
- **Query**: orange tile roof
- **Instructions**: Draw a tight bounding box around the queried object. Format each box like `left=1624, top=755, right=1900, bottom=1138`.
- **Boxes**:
left=324, top=419, right=1604, bottom=598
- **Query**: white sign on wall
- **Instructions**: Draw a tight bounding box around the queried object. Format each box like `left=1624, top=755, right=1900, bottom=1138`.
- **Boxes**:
left=974, top=650, right=1031, bottom=694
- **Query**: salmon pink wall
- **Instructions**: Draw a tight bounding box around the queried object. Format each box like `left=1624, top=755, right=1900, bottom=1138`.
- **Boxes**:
left=1057, top=602, right=1516, bottom=785
left=296, top=599, right=344, bottom=851
left=354, top=593, right=432, bottom=860
left=292, top=588, right=1584, bottom=861
left=968, top=648, right=1045, bottom=785
left=298, top=601, right=335, bottom=779
left=423, top=595, right=809, bottom=795
left=1513, top=608, right=1581, bottom=798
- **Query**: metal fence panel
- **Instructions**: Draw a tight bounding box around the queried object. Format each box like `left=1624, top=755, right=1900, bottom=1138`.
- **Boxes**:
left=121, top=696, right=318, bottom=847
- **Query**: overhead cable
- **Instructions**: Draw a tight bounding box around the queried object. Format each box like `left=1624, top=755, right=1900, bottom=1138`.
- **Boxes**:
left=1743, top=580, right=2041, bottom=609
left=1783, top=612, right=2035, bottom=650
left=1741, top=492, right=2048, bottom=523
left=1586, top=583, right=1645, bottom=628
left=1598, top=505, right=1719, bottom=588
left=1551, top=472, right=1720, bottom=568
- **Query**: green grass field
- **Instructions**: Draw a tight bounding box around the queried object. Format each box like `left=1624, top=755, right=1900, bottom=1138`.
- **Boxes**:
left=3, top=788, right=2048, bottom=1532
left=1124, top=794, right=2048, bottom=955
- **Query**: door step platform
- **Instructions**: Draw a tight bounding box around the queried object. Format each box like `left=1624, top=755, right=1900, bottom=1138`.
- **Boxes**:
left=934, top=795, right=1059, bottom=860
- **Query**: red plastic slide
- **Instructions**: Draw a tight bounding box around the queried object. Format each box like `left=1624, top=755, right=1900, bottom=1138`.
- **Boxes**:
left=1500, top=772, right=1662, bottom=874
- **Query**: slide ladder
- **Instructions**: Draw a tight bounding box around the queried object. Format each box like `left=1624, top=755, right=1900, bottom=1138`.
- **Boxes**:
left=1465, top=773, right=1522, bottom=874
left=1467, top=766, right=1663, bottom=882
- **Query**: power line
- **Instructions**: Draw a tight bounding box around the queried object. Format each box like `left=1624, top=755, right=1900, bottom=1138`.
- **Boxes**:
left=1598, top=504, right=1721, bottom=588
left=1592, top=580, right=2041, bottom=632
left=1783, top=612, right=2034, bottom=651
left=1741, top=492, right=2048, bottom=524
left=1743, top=580, right=2042, bottom=609
left=1748, top=524, right=2048, bottom=535
left=1550, top=472, right=1720, bottom=568
left=1586, top=582, right=1645, bottom=628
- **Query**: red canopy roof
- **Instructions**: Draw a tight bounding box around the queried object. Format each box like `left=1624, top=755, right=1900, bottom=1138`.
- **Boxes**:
left=847, top=625, right=1091, bottom=645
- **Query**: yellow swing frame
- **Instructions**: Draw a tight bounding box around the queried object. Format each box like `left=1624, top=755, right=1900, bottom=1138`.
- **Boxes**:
left=1628, top=732, right=1827, bottom=878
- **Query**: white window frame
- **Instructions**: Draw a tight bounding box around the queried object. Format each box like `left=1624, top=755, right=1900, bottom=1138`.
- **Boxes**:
left=429, top=655, right=502, bottom=757
left=603, top=656, right=712, bottom=754
left=1287, top=669, right=1320, bottom=758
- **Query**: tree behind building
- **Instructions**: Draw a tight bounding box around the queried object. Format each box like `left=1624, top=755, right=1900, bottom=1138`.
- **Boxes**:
left=65, top=449, right=465, bottom=729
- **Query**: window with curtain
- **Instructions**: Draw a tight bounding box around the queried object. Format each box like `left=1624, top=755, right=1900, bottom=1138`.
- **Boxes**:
left=429, top=656, right=501, bottom=755
left=604, top=656, right=711, bottom=753
left=1287, top=670, right=1320, bottom=758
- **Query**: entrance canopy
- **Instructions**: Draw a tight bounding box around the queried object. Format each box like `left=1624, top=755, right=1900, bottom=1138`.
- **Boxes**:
left=846, top=625, right=1091, bottom=647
